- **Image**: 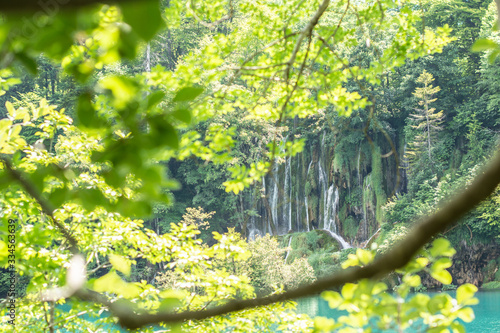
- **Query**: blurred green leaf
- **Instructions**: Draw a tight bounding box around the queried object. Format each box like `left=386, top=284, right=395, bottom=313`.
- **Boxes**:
left=471, top=39, right=498, bottom=52
left=173, top=87, right=204, bottom=102
left=121, top=0, right=164, bottom=41
left=109, top=254, right=131, bottom=277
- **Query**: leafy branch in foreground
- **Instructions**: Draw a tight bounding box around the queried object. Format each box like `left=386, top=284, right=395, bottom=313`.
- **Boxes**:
left=14, top=148, right=496, bottom=330
left=1, top=0, right=500, bottom=331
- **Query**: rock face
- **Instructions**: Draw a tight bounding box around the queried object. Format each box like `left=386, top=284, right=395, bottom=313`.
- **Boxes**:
left=421, top=242, right=500, bottom=288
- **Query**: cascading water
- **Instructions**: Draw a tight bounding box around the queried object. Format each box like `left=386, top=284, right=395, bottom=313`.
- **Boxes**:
left=364, top=228, right=381, bottom=248
left=296, top=155, right=301, bottom=231
left=357, top=146, right=362, bottom=187
left=246, top=135, right=352, bottom=248
left=318, top=133, right=328, bottom=229
left=283, top=156, right=292, bottom=233
left=399, top=144, right=409, bottom=194
left=324, top=186, right=339, bottom=233
left=304, top=160, right=313, bottom=232
left=248, top=215, right=262, bottom=241
left=270, top=163, right=279, bottom=234
left=284, top=236, right=293, bottom=262
left=321, top=229, right=351, bottom=249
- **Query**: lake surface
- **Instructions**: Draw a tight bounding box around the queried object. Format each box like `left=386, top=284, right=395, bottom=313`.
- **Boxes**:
left=296, top=290, right=500, bottom=332
left=58, top=290, right=499, bottom=332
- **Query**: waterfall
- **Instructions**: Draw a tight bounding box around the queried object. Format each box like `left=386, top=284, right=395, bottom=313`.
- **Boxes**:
left=284, top=156, right=292, bottom=233
left=324, top=185, right=339, bottom=233
left=284, top=236, right=293, bottom=262
left=262, top=176, right=268, bottom=235
left=248, top=215, right=262, bottom=241
left=400, top=144, right=409, bottom=193
left=357, top=146, right=362, bottom=186
left=318, top=133, right=329, bottom=229
left=304, top=160, right=313, bottom=232
left=364, top=228, right=381, bottom=248
left=296, top=156, right=301, bottom=231
left=322, top=186, right=350, bottom=249
left=270, top=163, right=279, bottom=234
left=321, top=229, right=351, bottom=249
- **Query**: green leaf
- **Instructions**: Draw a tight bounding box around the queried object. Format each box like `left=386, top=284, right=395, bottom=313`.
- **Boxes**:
left=429, top=238, right=456, bottom=258
left=172, top=108, right=192, bottom=124
left=456, top=284, right=477, bottom=305
left=158, top=297, right=182, bottom=311
left=356, top=248, right=374, bottom=265
left=487, top=50, right=500, bottom=64
left=341, top=283, right=357, bottom=299
left=403, top=274, right=421, bottom=287
left=93, top=271, right=123, bottom=293
left=471, top=39, right=498, bottom=52
left=457, top=307, right=475, bottom=323
left=48, top=187, right=69, bottom=208
left=0, top=240, right=7, bottom=260
left=451, top=322, right=466, bottom=333
left=173, top=87, right=204, bottom=102
left=109, top=254, right=131, bottom=277
left=77, top=188, right=107, bottom=211
left=322, top=291, right=342, bottom=308
left=431, top=258, right=452, bottom=272
left=121, top=0, right=164, bottom=41
left=428, top=294, right=452, bottom=314
left=147, top=91, right=165, bottom=109
left=118, top=25, right=139, bottom=60
left=148, top=115, right=179, bottom=149
left=77, top=93, right=104, bottom=128
left=5, top=101, right=15, bottom=118
left=430, top=269, right=452, bottom=285
left=314, top=317, right=337, bottom=332
left=14, top=52, right=38, bottom=75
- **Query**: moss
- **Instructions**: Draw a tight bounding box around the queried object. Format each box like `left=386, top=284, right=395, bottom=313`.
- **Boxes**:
left=290, top=233, right=308, bottom=250
left=482, top=259, right=498, bottom=283
left=343, top=216, right=359, bottom=239
left=279, top=230, right=347, bottom=279
left=287, top=248, right=312, bottom=263
left=482, top=281, right=500, bottom=290
left=305, top=231, right=321, bottom=250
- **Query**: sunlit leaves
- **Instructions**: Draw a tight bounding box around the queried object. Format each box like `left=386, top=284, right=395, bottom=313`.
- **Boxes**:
left=429, top=238, right=457, bottom=258
left=109, top=254, right=131, bottom=277
left=324, top=239, right=475, bottom=332
left=456, top=284, right=479, bottom=306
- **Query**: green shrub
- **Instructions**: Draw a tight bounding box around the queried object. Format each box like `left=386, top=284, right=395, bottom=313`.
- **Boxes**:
left=482, top=281, right=500, bottom=290
left=305, top=231, right=321, bottom=251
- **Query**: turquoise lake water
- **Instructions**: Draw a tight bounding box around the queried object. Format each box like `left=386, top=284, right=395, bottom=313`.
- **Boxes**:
left=59, top=290, right=500, bottom=332
left=296, top=290, right=500, bottom=332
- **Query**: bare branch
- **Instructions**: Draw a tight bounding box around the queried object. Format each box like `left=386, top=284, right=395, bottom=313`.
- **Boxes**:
left=284, top=0, right=330, bottom=81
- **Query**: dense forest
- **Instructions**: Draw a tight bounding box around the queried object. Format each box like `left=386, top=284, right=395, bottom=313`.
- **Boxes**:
left=1, top=0, right=500, bottom=332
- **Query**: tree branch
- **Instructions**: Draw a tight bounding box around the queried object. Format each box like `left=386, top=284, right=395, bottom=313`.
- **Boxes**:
left=79, top=150, right=500, bottom=329
left=284, top=0, right=330, bottom=81
left=0, top=157, right=79, bottom=254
